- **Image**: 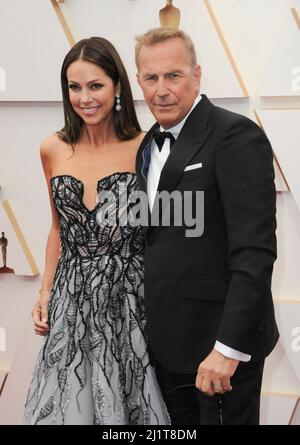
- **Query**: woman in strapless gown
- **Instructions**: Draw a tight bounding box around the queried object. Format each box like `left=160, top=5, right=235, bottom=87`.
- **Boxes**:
left=24, top=37, right=169, bottom=425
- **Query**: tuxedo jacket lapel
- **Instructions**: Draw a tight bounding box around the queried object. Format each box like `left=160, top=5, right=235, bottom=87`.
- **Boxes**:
left=156, top=128, right=211, bottom=195
left=135, top=123, right=159, bottom=231
left=136, top=122, right=159, bottom=194
left=156, top=95, right=213, bottom=195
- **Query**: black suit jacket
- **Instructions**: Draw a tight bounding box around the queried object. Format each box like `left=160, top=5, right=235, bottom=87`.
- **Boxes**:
left=136, top=95, right=279, bottom=374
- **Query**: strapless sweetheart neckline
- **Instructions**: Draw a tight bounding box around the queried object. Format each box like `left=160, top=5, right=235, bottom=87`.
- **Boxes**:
left=50, top=172, right=136, bottom=213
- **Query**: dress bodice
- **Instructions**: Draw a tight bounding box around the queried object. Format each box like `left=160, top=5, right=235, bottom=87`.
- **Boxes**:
left=50, top=172, right=144, bottom=260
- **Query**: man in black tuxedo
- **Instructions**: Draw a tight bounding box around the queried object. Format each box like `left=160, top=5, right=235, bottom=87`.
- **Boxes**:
left=135, top=28, right=279, bottom=425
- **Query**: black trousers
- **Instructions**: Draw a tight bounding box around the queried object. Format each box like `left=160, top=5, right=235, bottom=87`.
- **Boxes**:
left=156, top=359, right=265, bottom=425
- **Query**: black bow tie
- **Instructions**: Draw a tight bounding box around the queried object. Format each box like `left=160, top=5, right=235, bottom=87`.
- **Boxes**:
left=152, top=128, right=176, bottom=152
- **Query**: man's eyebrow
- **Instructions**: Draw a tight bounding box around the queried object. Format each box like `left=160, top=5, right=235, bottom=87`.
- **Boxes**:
left=142, top=70, right=183, bottom=77
left=166, top=70, right=184, bottom=74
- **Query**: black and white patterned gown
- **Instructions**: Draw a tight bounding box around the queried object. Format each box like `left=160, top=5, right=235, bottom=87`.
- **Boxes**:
left=24, top=172, right=169, bottom=425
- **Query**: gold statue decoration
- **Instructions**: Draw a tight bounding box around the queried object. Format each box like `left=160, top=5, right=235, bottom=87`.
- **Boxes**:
left=0, top=232, right=14, bottom=274
left=159, top=0, right=181, bottom=29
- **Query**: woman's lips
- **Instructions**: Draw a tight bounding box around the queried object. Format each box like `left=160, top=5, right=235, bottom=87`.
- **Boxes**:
left=81, top=106, right=100, bottom=115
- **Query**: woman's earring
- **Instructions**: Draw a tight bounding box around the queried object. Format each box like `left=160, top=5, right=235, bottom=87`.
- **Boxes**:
left=115, top=94, right=122, bottom=112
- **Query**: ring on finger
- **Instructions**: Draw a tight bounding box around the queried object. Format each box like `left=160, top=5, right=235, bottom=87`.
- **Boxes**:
left=212, top=382, right=223, bottom=392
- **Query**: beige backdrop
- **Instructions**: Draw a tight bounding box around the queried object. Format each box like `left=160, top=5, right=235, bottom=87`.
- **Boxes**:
left=0, top=0, right=300, bottom=425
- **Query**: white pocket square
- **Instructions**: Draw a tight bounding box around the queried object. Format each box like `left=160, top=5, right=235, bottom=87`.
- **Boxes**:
left=184, top=162, right=203, bottom=172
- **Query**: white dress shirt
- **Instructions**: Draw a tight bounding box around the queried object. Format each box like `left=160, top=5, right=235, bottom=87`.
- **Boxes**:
left=147, top=94, right=251, bottom=363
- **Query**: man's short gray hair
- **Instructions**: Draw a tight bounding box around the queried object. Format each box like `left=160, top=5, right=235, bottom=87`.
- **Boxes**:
left=135, top=28, right=197, bottom=68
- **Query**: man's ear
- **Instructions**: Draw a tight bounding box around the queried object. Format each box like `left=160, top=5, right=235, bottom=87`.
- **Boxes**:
left=194, top=64, right=201, bottom=83
left=136, top=72, right=141, bottom=87
left=194, top=64, right=201, bottom=94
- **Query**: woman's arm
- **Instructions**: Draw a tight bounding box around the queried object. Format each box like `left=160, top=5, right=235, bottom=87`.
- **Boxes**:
left=32, top=137, right=61, bottom=336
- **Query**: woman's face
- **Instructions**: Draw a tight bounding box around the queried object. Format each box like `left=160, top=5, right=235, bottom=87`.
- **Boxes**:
left=67, top=59, right=118, bottom=125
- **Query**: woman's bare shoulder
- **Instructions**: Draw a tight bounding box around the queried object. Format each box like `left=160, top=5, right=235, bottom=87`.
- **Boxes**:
left=129, top=131, right=147, bottom=151
left=40, top=133, right=70, bottom=161
left=136, top=131, right=147, bottom=144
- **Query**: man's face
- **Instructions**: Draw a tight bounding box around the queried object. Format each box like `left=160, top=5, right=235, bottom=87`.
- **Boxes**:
left=137, top=38, right=201, bottom=129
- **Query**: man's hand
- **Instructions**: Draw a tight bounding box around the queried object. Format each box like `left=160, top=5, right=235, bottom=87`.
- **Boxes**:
left=31, top=291, right=50, bottom=336
left=195, top=349, right=239, bottom=396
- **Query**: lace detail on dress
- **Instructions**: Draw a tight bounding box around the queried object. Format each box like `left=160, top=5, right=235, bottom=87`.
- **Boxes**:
left=24, top=173, right=169, bottom=425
